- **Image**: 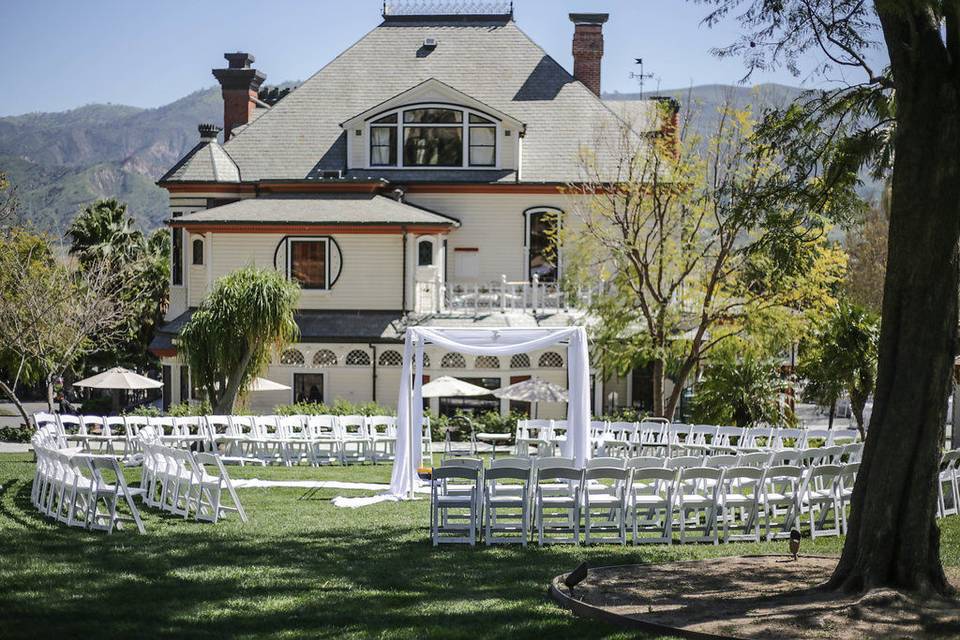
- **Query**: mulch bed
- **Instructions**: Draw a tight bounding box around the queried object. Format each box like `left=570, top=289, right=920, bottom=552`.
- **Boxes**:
left=551, top=555, right=960, bottom=639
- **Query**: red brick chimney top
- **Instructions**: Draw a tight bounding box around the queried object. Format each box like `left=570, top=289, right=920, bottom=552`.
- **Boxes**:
left=212, top=52, right=266, bottom=140
left=569, top=13, right=608, bottom=97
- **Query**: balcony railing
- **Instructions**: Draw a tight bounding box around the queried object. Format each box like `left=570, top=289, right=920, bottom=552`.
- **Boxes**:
left=414, top=274, right=599, bottom=315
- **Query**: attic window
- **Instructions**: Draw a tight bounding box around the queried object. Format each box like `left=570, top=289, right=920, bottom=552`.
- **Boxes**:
left=367, top=105, right=499, bottom=169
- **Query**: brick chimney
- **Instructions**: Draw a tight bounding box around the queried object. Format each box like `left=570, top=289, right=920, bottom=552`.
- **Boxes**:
left=569, top=13, right=608, bottom=97
left=212, top=52, right=265, bottom=140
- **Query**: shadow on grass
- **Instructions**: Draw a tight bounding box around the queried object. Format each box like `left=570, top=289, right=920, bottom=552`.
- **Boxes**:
left=0, top=478, right=648, bottom=640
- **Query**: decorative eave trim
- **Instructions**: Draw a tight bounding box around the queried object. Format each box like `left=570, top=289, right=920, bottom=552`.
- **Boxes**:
left=151, top=347, right=177, bottom=358
left=158, top=180, right=388, bottom=195
left=167, top=222, right=456, bottom=235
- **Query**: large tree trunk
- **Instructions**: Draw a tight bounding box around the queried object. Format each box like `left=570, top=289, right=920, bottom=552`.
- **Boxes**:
left=651, top=358, right=666, bottom=417
left=827, top=21, right=960, bottom=595
left=213, top=345, right=255, bottom=415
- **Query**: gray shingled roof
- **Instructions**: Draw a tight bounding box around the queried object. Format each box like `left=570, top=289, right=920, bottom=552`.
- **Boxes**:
left=151, top=308, right=584, bottom=352
left=160, top=139, right=241, bottom=183
left=221, top=17, right=658, bottom=183
left=170, top=194, right=459, bottom=226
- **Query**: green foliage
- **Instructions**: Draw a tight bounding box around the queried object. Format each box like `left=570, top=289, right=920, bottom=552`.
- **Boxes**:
left=275, top=399, right=393, bottom=417
left=693, top=345, right=793, bottom=427
left=0, top=426, right=32, bottom=443
left=67, top=199, right=170, bottom=370
left=179, top=267, right=300, bottom=414
left=78, top=395, right=113, bottom=416
left=799, top=303, right=879, bottom=432
left=125, top=401, right=212, bottom=418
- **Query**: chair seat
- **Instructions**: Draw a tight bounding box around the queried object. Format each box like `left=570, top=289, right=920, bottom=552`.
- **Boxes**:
left=679, top=494, right=715, bottom=506
left=436, top=495, right=475, bottom=507
left=487, top=496, right=526, bottom=507
left=632, top=494, right=670, bottom=506
left=720, top=494, right=755, bottom=506
left=586, top=492, right=622, bottom=505
left=540, top=496, right=577, bottom=507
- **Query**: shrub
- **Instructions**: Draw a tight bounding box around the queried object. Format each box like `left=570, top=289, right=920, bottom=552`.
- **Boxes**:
left=275, top=399, right=394, bottom=417
left=0, top=425, right=32, bottom=443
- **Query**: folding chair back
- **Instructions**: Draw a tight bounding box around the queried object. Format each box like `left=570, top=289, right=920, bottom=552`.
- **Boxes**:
left=830, top=429, right=861, bottom=446
left=626, top=456, right=665, bottom=470
left=738, top=451, right=772, bottom=467
left=704, top=454, right=739, bottom=468
left=490, top=456, right=532, bottom=470
left=587, top=456, right=625, bottom=469
left=665, top=455, right=702, bottom=470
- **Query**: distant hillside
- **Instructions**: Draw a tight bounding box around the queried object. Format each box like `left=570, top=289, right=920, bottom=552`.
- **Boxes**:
left=0, top=88, right=222, bottom=233
left=0, top=82, right=877, bottom=235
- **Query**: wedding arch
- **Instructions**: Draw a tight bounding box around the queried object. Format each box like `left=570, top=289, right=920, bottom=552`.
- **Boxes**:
left=389, top=326, right=592, bottom=499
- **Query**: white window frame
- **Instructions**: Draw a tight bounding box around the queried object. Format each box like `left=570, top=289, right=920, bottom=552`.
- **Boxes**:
left=286, top=237, right=332, bottom=290
left=292, top=371, right=326, bottom=404
left=524, top=207, right=563, bottom=282
left=364, top=103, right=501, bottom=170
left=417, top=237, right=435, bottom=267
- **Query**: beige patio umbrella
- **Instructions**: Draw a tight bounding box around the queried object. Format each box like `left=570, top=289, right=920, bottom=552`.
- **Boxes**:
left=493, top=377, right=568, bottom=418
left=420, top=376, right=491, bottom=398
left=245, top=377, right=291, bottom=392
left=73, top=367, right=163, bottom=414
left=73, top=367, right=163, bottom=390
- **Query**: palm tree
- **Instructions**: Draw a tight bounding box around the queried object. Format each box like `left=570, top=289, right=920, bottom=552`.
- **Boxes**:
left=692, top=348, right=790, bottom=427
left=179, top=267, right=300, bottom=414
left=799, top=303, right=880, bottom=438
left=67, top=199, right=144, bottom=267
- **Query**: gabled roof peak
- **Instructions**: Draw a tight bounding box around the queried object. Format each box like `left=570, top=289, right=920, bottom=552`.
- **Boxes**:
left=382, top=0, right=513, bottom=23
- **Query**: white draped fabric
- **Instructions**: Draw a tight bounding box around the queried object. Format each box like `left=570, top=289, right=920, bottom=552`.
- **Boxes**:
left=387, top=327, right=592, bottom=500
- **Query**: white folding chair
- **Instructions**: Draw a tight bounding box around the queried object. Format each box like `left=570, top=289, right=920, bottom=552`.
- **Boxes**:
left=338, top=415, right=371, bottom=464
left=483, top=464, right=531, bottom=545
left=305, top=415, right=342, bottom=465
left=704, top=454, right=739, bottom=469
left=87, top=455, right=146, bottom=534
left=583, top=466, right=630, bottom=545
left=717, top=467, right=763, bottom=543
left=803, top=464, right=842, bottom=538
left=278, top=415, right=311, bottom=465
left=190, top=452, right=248, bottom=523
left=758, top=465, right=803, bottom=540
left=938, top=450, right=960, bottom=518
left=838, top=462, right=859, bottom=533
left=665, top=455, right=702, bottom=470
left=676, top=467, right=721, bottom=544
left=534, top=465, right=584, bottom=545
left=629, top=466, right=675, bottom=544
left=431, top=465, right=482, bottom=545
left=368, top=416, right=398, bottom=463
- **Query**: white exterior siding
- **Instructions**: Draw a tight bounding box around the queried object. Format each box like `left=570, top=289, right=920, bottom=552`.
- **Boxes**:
left=182, top=232, right=404, bottom=310
left=405, top=192, right=583, bottom=283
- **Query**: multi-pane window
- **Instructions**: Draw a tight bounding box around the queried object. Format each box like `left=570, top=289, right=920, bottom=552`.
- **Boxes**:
left=378, top=350, right=403, bottom=367
left=468, top=113, right=496, bottom=166
left=313, top=350, right=338, bottom=367
left=294, top=373, right=324, bottom=404
left=526, top=208, right=561, bottom=283
left=171, top=215, right=183, bottom=286
left=368, top=106, right=498, bottom=169
left=370, top=114, right=398, bottom=166
left=345, top=349, right=371, bottom=366
left=418, top=239, right=434, bottom=266
left=288, top=239, right=329, bottom=289
left=280, top=349, right=305, bottom=366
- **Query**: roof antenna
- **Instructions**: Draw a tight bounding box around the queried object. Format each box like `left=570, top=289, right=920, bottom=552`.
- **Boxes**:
left=630, top=58, right=656, bottom=99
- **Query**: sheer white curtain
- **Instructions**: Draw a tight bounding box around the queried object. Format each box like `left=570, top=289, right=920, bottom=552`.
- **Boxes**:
left=388, top=327, right=591, bottom=499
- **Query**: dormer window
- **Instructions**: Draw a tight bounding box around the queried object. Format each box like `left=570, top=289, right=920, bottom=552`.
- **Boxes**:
left=367, top=105, right=499, bottom=169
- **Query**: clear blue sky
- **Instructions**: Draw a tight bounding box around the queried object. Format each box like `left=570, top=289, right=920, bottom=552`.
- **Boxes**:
left=0, top=0, right=887, bottom=116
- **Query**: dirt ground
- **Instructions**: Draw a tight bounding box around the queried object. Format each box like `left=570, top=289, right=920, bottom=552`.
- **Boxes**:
left=558, top=556, right=960, bottom=639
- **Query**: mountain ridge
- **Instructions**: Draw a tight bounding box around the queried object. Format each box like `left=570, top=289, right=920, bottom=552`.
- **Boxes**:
left=1, top=83, right=845, bottom=234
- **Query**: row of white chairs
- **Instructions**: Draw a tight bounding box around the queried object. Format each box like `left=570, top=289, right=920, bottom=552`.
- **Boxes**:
left=515, top=419, right=862, bottom=458
left=138, top=430, right=246, bottom=523
left=431, top=454, right=864, bottom=546
left=33, top=413, right=432, bottom=467
left=30, top=426, right=146, bottom=534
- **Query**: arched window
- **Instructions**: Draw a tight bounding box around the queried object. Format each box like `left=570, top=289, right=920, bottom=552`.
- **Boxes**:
left=538, top=351, right=564, bottom=368
left=413, top=353, right=431, bottom=368
left=474, top=355, right=500, bottom=369
left=280, top=349, right=305, bottom=366
left=418, top=238, right=434, bottom=267
left=192, top=238, right=204, bottom=265
left=510, top=353, right=531, bottom=369
left=441, top=353, right=466, bottom=368
left=378, top=350, right=403, bottom=367
left=345, top=349, right=371, bottom=366
left=313, top=349, right=337, bottom=367
left=525, top=207, right=562, bottom=283
left=369, top=105, right=499, bottom=169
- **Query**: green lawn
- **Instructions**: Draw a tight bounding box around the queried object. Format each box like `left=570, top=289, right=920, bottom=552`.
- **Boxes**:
left=1, top=452, right=958, bottom=639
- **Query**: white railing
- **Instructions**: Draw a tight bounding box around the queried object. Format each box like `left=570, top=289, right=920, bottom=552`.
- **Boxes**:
left=414, top=274, right=600, bottom=315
